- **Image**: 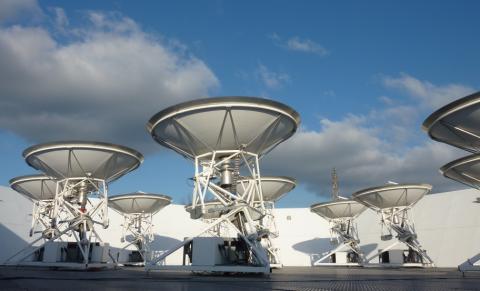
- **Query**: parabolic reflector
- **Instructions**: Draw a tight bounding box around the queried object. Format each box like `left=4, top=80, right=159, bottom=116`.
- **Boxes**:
left=23, top=141, right=144, bottom=182
left=236, top=176, right=296, bottom=202
left=109, top=192, right=172, bottom=214
left=352, top=184, right=432, bottom=210
left=147, top=96, right=300, bottom=159
left=310, top=200, right=366, bottom=220
left=440, top=153, right=480, bottom=189
left=422, top=91, right=480, bottom=153
left=10, top=174, right=56, bottom=201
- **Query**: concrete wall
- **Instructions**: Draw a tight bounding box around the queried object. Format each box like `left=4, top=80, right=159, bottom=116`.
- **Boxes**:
left=1, top=185, right=479, bottom=267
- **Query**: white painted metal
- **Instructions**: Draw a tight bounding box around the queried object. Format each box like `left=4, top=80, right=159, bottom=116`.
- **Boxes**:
left=352, top=184, right=434, bottom=267
left=237, top=176, right=296, bottom=267
left=7, top=141, right=143, bottom=268
left=109, top=192, right=171, bottom=264
left=422, top=91, right=480, bottom=153
left=310, top=200, right=366, bottom=265
left=147, top=96, right=300, bottom=274
left=440, top=154, right=480, bottom=272
left=10, top=175, right=57, bottom=239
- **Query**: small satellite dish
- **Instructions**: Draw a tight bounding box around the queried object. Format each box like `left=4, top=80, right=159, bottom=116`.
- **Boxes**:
left=10, top=174, right=56, bottom=201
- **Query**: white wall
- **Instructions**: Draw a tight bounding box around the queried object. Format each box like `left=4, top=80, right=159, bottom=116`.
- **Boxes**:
left=1, top=185, right=480, bottom=267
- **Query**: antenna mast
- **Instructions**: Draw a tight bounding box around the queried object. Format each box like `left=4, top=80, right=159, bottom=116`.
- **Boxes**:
left=331, top=168, right=339, bottom=201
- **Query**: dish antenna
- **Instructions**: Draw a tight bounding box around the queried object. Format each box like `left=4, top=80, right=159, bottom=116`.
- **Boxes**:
left=146, top=96, right=300, bottom=274
left=236, top=176, right=296, bottom=268
left=423, top=91, right=480, bottom=272
left=352, top=183, right=434, bottom=267
left=310, top=170, right=365, bottom=265
left=9, top=175, right=57, bottom=239
left=310, top=199, right=366, bottom=265
left=8, top=141, right=143, bottom=268
left=109, top=192, right=172, bottom=265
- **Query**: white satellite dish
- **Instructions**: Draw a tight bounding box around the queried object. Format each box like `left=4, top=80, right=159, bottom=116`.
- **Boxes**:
left=147, top=96, right=300, bottom=274
left=8, top=141, right=144, bottom=268
left=109, top=192, right=171, bottom=264
left=310, top=200, right=366, bottom=265
left=440, top=153, right=480, bottom=189
left=10, top=175, right=57, bottom=239
left=109, top=193, right=172, bottom=215
left=352, top=183, right=434, bottom=267
left=311, top=200, right=366, bottom=220
left=422, top=91, right=480, bottom=153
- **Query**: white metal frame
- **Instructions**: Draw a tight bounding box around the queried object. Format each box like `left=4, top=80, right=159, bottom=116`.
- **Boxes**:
left=5, top=177, right=114, bottom=267
left=314, top=217, right=364, bottom=266
left=365, top=206, right=434, bottom=267
left=118, top=212, right=155, bottom=264
left=147, top=149, right=270, bottom=274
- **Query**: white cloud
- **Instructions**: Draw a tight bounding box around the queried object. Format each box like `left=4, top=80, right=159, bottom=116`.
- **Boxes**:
left=263, top=117, right=465, bottom=197
left=262, top=74, right=474, bottom=197
left=286, top=37, right=328, bottom=56
left=269, top=33, right=329, bottom=56
left=0, top=10, right=219, bottom=153
left=0, top=0, right=42, bottom=22
left=255, top=64, right=290, bottom=89
left=383, top=73, right=475, bottom=109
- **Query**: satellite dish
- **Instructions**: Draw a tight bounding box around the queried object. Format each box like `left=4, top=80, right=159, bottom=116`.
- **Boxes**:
left=147, top=96, right=300, bottom=159
left=147, top=96, right=300, bottom=273
left=23, top=141, right=144, bottom=182
left=109, top=192, right=172, bottom=214
left=352, top=184, right=432, bottom=210
left=310, top=200, right=366, bottom=220
left=422, top=91, right=480, bottom=152
left=352, top=183, right=434, bottom=267
left=10, top=174, right=56, bottom=201
left=236, top=176, right=296, bottom=202
left=440, top=153, right=480, bottom=189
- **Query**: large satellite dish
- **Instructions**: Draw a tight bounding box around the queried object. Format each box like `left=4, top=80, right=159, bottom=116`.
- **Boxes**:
left=23, top=141, right=143, bottom=182
left=147, top=96, right=300, bottom=273
left=147, top=96, right=300, bottom=159
left=236, top=176, right=296, bottom=202
left=109, top=192, right=172, bottom=215
left=352, top=184, right=431, bottom=210
left=310, top=200, right=366, bottom=220
left=440, top=154, right=480, bottom=189
left=10, top=174, right=56, bottom=201
left=422, top=91, right=480, bottom=152
left=352, top=183, right=434, bottom=267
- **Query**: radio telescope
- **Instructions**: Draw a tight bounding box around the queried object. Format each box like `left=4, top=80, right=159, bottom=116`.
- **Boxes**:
left=10, top=175, right=57, bottom=239
left=422, top=91, right=480, bottom=153
left=352, top=184, right=434, bottom=267
left=147, top=96, right=300, bottom=274
left=109, top=192, right=172, bottom=265
left=236, top=176, right=296, bottom=268
left=8, top=141, right=143, bottom=268
left=423, top=91, right=480, bottom=271
left=440, top=154, right=480, bottom=271
left=310, top=200, right=366, bottom=266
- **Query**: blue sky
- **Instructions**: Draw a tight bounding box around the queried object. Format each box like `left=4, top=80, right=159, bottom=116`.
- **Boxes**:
left=0, top=0, right=478, bottom=207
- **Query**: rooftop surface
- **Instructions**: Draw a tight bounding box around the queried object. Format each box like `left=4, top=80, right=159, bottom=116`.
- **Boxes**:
left=1, top=266, right=479, bottom=290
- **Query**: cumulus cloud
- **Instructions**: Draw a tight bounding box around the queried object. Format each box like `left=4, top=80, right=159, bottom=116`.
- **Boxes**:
left=0, top=0, right=42, bottom=22
left=0, top=10, right=219, bottom=153
left=255, top=64, right=290, bottom=89
left=383, top=73, right=475, bottom=109
left=263, top=117, right=465, bottom=197
left=262, top=74, right=475, bottom=197
left=269, top=33, right=328, bottom=56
